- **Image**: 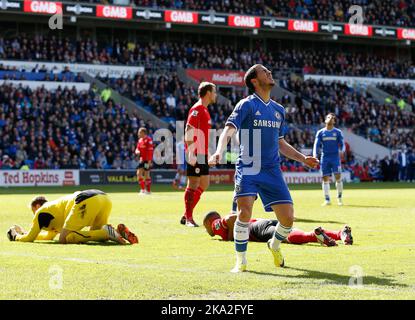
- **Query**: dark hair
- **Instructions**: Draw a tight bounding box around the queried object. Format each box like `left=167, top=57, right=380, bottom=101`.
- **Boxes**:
left=198, top=82, right=216, bottom=98
left=326, top=112, right=336, bottom=118
left=244, top=64, right=260, bottom=94
left=30, top=196, right=48, bottom=208
left=203, top=211, right=221, bottom=225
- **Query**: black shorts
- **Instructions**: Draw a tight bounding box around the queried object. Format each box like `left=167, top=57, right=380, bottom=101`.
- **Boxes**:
left=137, top=161, right=151, bottom=171
left=75, top=189, right=106, bottom=204
left=186, top=154, right=209, bottom=177
left=249, top=219, right=278, bottom=242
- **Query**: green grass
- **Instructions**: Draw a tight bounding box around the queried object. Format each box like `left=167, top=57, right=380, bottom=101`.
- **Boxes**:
left=0, top=183, right=414, bottom=300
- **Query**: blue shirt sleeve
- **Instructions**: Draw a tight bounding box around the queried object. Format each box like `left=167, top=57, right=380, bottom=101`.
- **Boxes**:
left=225, top=100, right=250, bottom=130
left=313, top=130, right=322, bottom=158
left=338, top=130, right=345, bottom=153
left=279, top=108, right=286, bottom=139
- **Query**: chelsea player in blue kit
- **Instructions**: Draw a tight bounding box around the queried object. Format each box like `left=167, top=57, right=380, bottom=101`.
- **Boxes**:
left=209, top=64, right=319, bottom=272
left=313, top=113, right=345, bottom=206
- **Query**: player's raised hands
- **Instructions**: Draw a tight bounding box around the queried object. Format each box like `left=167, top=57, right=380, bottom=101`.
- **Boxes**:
left=187, top=152, right=197, bottom=167
left=303, top=156, right=320, bottom=169
left=208, top=152, right=222, bottom=167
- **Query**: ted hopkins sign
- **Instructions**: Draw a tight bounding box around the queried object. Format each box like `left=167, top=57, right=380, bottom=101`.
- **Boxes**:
left=0, top=170, right=79, bottom=186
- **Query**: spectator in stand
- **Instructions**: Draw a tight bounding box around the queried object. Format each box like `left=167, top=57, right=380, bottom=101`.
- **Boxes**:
left=391, top=153, right=400, bottom=181
left=0, top=154, right=14, bottom=169
left=408, top=148, right=415, bottom=182
left=368, top=160, right=382, bottom=182
left=398, top=147, right=409, bottom=182
left=381, top=156, right=392, bottom=182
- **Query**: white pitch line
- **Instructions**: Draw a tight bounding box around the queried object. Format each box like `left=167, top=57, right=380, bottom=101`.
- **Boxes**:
left=0, top=251, right=234, bottom=274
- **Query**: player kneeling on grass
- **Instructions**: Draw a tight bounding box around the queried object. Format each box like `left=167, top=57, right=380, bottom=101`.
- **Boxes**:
left=203, top=211, right=353, bottom=246
left=7, top=189, right=138, bottom=245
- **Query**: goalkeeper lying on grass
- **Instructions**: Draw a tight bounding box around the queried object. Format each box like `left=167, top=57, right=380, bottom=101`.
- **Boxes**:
left=7, top=189, right=138, bottom=245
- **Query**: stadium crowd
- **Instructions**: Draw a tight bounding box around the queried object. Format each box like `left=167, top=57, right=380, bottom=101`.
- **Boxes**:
left=0, top=79, right=414, bottom=181
left=0, top=83, right=158, bottom=170
left=99, top=72, right=235, bottom=126
left=1, top=36, right=415, bottom=79
left=378, top=83, right=415, bottom=111
left=281, top=79, right=415, bottom=150
left=1, top=30, right=415, bottom=181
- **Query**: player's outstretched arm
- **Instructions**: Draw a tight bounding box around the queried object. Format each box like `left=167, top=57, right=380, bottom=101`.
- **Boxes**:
left=279, top=138, right=319, bottom=168
left=36, top=231, right=58, bottom=241
left=184, top=124, right=197, bottom=166
left=312, top=131, right=321, bottom=158
left=209, top=124, right=236, bottom=166
left=13, top=221, right=41, bottom=242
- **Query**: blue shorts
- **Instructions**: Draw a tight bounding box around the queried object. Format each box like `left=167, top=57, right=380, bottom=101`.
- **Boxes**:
left=178, top=163, right=187, bottom=172
left=321, top=157, right=342, bottom=177
left=233, top=166, right=293, bottom=212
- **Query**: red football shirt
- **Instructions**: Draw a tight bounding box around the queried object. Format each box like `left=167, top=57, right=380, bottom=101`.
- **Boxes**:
left=136, top=136, right=154, bottom=162
left=211, top=218, right=229, bottom=241
left=211, top=216, right=258, bottom=241
left=186, top=103, right=211, bottom=156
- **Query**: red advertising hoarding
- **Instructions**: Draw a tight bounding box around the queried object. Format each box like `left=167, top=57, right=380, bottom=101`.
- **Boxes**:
left=344, top=24, right=373, bottom=37
left=397, top=28, right=415, bottom=40
left=164, top=10, right=198, bottom=24
left=96, top=5, right=132, bottom=20
left=288, top=20, right=318, bottom=32
left=186, top=69, right=245, bottom=86
left=23, top=0, right=61, bottom=14
left=228, top=15, right=260, bottom=28
left=210, top=170, right=235, bottom=184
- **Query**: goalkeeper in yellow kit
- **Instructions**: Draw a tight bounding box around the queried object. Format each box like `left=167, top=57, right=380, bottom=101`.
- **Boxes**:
left=7, top=189, right=138, bottom=245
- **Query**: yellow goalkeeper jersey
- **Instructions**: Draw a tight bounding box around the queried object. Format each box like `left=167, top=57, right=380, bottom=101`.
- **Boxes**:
left=16, top=192, right=80, bottom=242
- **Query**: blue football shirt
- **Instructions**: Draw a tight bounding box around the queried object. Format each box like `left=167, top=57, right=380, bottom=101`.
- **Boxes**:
left=313, top=127, right=345, bottom=158
left=225, top=94, right=286, bottom=169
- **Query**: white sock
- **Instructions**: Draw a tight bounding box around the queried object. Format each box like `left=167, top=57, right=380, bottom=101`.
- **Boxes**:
left=322, top=182, right=330, bottom=201
left=336, top=180, right=343, bottom=198
left=234, top=219, right=249, bottom=264
left=270, top=222, right=292, bottom=250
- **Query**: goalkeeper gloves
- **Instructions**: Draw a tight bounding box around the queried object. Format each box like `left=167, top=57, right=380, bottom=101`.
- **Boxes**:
left=7, top=225, right=25, bottom=241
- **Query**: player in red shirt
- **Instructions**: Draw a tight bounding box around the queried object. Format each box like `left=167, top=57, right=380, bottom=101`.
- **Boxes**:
left=203, top=211, right=353, bottom=246
left=135, top=127, right=154, bottom=195
left=181, top=82, right=217, bottom=227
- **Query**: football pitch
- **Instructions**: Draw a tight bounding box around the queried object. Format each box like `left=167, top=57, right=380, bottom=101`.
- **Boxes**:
left=0, top=183, right=414, bottom=300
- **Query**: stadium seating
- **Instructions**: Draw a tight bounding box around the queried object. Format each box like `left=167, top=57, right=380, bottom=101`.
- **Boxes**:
left=0, top=83, right=156, bottom=170
left=2, top=36, right=414, bottom=79
left=281, top=79, right=415, bottom=150
left=1, top=29, right=414, bottom=180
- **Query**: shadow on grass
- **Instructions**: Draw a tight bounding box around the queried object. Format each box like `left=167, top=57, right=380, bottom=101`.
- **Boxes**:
left=343, top=205, right=395, bottom=209
left=32, top=241, right=129, bottom=247
left=246, top=266, right=408, bottom=288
